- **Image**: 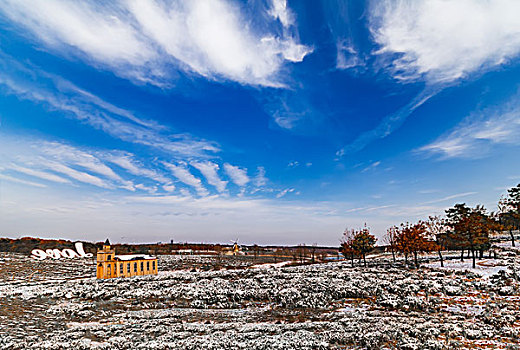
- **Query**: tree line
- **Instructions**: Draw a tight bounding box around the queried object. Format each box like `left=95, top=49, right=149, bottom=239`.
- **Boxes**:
left=341, top=184, right=520, bottom=269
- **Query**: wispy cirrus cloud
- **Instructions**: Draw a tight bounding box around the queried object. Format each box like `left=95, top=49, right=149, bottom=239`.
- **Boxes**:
left=106, top=152, right=171, bottom=185
left=7, top=164, right=71, bottom=184
left=0, top=173, right=47, bottom=188
left=191, top=161, right=227, bottom=193
left=1, top=136, right=136, bottom=191
left=253, top=166, right=268, bottom=188
left=45, top=161, right=113, bottom=189
left=0, top=138, right=132, bottom=190
left=370, top=0, right=520, bottom=83
left=334, top=0, right=520, bottom=158
left=164, top=162, right=208, bottom=196
left=420, top=92, right=520, bottom=158
left=40, top=142, right=123, bottom=182
left=0, top=54, right=220, bottom=158
left=0, top=0, right=311, bottom=87
left=337, top=87, right=438, bottom=157
left=276, top=187, right=294, bottom=198
left=223, top=163, right=250, bottom=187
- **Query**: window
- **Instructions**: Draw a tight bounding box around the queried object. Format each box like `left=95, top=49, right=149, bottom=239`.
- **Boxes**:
left=152, top=261, right=155, bottom=270
left=107, top=264, right=111, bottom=276
left=107, top=255, right=112, bottom=261
left=140, top=262, right=144, bottom=271
left=127, top=263, right=130, bottom=274
left=134, top=262, right=137, bottom=273
left=119, top=263, right=123, bottom=274
left=147, top=261, right=150, bottom=271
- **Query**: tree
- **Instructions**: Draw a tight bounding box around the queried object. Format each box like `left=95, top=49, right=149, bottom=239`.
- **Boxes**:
left=425, top=215, right=448, bottom=267
left=252, top=244, right=260, bottom=260
left=384, top=226, right=399, bottom=263
left=341, top=228, right=357, bottom=267
left=445, top=204, right=494, bottom=268
left=396, top=221, right=438, bottom=268
left=498, top=185, right=520, bottom=247
left=310, top=243, right=317, bottom=263
left=351, top=226, right=377, bottom=268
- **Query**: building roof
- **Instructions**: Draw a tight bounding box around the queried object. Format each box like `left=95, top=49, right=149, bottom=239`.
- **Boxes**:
left=104, top=238, right=111, bottom=246
left=115, top=254, right=156, bottom=261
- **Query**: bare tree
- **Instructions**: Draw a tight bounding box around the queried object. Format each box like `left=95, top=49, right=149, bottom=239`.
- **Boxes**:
left=341, top=228, right=357, bottom=267
left=384, top=226, right=398, bottom=262
left=425, top=215, right=447, bottom=267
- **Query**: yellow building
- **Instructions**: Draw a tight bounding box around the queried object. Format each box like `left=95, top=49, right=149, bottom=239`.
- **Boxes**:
left=96, top=239, right=158, bottom=279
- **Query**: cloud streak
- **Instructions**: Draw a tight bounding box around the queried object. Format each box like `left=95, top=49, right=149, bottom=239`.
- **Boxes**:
left=0, top=54, right=220, bottom=159
left=191, top=161, right=227, bottom=193
left=0, top=0, right=311, bottom=87
left=370, top=0, right=520, bottom=83
left=420, top=91, right=520, bottom=158
left=164, top=162, right=208, bottom=196
left=223, top=163, right=250, bottom=187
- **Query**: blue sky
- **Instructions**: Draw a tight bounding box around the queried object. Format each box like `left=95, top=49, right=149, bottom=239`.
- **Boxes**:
left=1, top=0, right=520, bottom=245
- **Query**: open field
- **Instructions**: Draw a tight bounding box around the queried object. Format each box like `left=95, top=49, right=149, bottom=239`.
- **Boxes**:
left=1, top=249, right=520, bottom=349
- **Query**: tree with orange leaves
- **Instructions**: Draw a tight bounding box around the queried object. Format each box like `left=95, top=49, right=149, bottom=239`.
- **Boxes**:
left=396, top=221, right=439, bottom=268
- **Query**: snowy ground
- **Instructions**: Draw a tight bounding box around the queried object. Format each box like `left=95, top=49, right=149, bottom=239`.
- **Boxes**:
left=0, top=252, right=519, bottom=349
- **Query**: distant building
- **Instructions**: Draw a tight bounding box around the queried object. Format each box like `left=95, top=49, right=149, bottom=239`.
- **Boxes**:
left=223, top=242, right=241, bottom=256
left=96, top=239, right=157, bottom=279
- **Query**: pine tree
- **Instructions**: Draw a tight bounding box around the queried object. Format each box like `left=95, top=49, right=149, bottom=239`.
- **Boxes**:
left=351, top=226, right=377, bottom=268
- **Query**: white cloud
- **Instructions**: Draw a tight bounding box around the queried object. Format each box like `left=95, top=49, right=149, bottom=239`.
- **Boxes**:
left=46, top=161, right=112, bottom=189
left=337, top=87, right=438, bottom=156
left=162, top=184, right=176, bottom=193
left=336, top=41, right=364, bottom=70
left=7, top=164, right=70, bottom=184
left=0, top=136, right=131, bottom=191
left=191, top=161, right=227, bottom=193
left=0, top=57, right=220, bottom=158
left=370, top=0, right=520, bottom=83
left=40, top=142, right=122, bottom=182
left=0, top=173, right=47, bottom=188
left=420, top=92, right=520, bottom=158
left=0, top=0, right=311, bottom=86
left=361, top=161, right=381, bottom=173
left=268, top=0, right=293, bottom=28
left=0, top=0, right=154, bottom=65
left=253, top=166, right=268, bottom=187
left=276, top=187, right=295, bottom=198
left=223, top=163, right=250, bottom=187
left=107, top=153, right=170, bottom=184
left=421, top=192, right=477, bottom=205
left=164, top=162, right=208, bottom=196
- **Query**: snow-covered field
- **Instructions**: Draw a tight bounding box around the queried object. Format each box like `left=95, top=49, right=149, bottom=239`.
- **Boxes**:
left=1, top=253, right=519, bottom=349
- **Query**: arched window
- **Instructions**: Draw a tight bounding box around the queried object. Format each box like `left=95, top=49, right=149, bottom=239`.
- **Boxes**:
left=140, top=261, right=144, bottom=271
left=147, top=261, right=150, bottom=271
left=127, top=263, right=130, bottom=274
left=152, top=261, right=156, bottom=270
left=108, top=255, right=112, bottom=261
left=119, top=263, right=123, bottom=274
left=133, top=262, right=137, bottom=273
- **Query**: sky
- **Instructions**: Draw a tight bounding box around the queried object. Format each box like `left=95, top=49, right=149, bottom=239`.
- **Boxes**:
left=1, top=0, right=520, bottom=245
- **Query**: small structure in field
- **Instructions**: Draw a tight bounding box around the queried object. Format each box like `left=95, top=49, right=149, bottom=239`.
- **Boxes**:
left=96, top=239, right=157, bottom=279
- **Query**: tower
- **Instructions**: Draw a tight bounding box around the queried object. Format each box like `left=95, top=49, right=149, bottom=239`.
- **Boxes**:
left=96, top=239, right=115, bottom=279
